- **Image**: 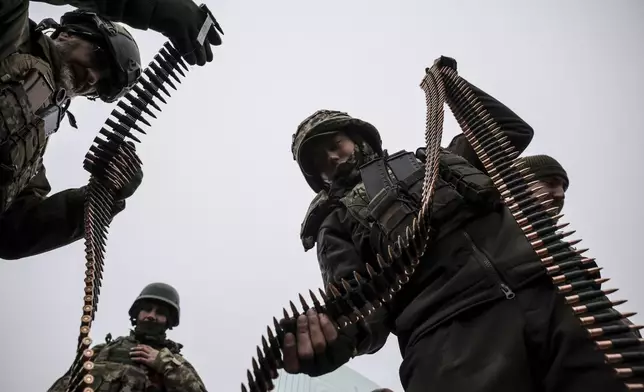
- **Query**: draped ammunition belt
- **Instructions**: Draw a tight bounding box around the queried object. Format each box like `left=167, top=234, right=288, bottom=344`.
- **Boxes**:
left=241, top=57, right=643, bottom=391
left=436, top=64, right=644, bottom=390
left=239, top=60, right=446, bottom=392
left=64, top=6, right=222, bottom=392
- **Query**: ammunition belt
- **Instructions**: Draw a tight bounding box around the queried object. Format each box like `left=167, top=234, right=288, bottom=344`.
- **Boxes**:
left=239, top=60, right=446, bottom=392
left=63, top=41, right=188, bottom=392
left=241, top=58, right=644, bottom=392
left=64, top=5, right=222, bottom=391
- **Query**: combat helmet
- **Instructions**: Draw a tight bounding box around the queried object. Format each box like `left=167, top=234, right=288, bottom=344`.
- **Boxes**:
left=291, top=110, right=383, bottom=193
left=51, top=10, right=142, bottom=103
left=128, top=282, right=181, bottom=328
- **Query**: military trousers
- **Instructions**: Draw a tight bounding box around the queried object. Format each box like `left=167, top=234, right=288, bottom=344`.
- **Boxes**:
left=398, top=276, right=632, bottom=392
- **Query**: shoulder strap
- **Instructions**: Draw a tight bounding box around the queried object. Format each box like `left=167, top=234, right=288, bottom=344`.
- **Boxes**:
left=360, top=150, right=424, bottom=201
left=359, top=150, right=424, bottom=240
left=387, top=150, right=424, bottom=190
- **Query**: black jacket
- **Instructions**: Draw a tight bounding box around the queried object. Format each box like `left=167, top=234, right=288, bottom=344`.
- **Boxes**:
left=313, top=82, right=543, bottom=356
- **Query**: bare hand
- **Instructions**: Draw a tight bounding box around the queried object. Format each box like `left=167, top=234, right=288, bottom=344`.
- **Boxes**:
left=130, top=344, right=160, bottom=367
left=282, top=309, right=338, bottom=373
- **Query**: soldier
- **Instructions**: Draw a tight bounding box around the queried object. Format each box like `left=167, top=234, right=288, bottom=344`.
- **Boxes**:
left=48, top=282, right=207, bottom=392
left=519, top=154, right=568, bottom=214
left=520, top=154, right=641, bottom=339
left=282, top=58, right=631, bottom=391
left=0, top=0, right=223, bottom=260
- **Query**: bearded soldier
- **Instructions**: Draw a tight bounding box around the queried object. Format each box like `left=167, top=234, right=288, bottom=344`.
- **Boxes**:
left=48, top=282, right=207, bottom=392
left=282, top=58, right=632, bottom=391
left=0, top=0, right=223, bottom=260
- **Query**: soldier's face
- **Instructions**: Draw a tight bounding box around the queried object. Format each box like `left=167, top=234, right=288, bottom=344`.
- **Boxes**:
left=310, top=132, right=356, bottom=181
left=54, top=32, right=107, bottom=96
left=137, top=302, right=169, bottom=325
left=531, top=177, right=566, bottom=213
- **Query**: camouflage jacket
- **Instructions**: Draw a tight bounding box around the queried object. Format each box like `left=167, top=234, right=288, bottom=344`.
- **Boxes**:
left=0, top=0, right=164, bottom=260
left=47, top=332, right=208, bottom=392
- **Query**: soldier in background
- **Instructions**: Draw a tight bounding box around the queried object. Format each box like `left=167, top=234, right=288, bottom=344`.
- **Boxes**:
left=48, top=282, right=207, bottom=392
left=0, top=0, right=223, bottom=260
left=520, top=154, right=641, bottom=338
left=518, top=154, right=568, bottom=214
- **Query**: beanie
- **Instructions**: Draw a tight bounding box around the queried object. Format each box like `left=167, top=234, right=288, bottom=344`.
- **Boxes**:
left=518, top=155, right=569, bottom=191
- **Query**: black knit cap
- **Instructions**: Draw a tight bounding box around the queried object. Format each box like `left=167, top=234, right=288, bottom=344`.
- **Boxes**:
left=518, top=155, right=569, bottom=191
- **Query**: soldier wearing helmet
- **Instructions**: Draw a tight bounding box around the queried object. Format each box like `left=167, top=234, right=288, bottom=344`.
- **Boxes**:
left=47, top=282, right=208, bottom=392
left=0, top=0, right=223, bottom=260
left=281, top=58, right=630, bottom=391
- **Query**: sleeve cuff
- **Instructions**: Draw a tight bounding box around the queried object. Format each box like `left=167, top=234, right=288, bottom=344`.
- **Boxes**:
left=152, top=348, right=183, bottom=373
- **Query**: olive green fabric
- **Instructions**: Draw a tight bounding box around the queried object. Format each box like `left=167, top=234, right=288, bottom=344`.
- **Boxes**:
left=47, top=332, right=207, bottom=392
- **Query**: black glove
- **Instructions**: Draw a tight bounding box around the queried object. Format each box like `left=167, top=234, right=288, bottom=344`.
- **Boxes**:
left=149, top=0, right=223, bottom=66
left=114, top=165, right=143, bottom=201
left=433, top=55, right=457, bottom=72
left=113, top=141, right=143, bottom=201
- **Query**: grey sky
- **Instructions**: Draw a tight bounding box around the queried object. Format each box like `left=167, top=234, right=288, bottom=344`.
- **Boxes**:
left=1, top=0, right=643, bottom=391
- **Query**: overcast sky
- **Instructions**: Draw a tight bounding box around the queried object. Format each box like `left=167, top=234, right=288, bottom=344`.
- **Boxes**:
left=1, top=1, right=643, bottom=391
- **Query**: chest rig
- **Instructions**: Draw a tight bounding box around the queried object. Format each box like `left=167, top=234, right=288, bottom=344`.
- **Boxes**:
left=89, top=335, right=170, bottom=392
left=0, top=37, right=70, bottom=214
left=340, top=148, right=501, bottom=251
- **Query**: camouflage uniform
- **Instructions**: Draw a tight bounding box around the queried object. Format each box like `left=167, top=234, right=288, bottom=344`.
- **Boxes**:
left=48, top=283, right=207, bottom=392
left=47, top=332, right=207, bottom=392
left=0, top=0, right=160, bottom=260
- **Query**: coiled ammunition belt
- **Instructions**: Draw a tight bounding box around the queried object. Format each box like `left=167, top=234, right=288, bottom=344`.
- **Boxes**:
left=63, top=6, right=223, bottom=392
left=241, top=57, right=643, bottom=391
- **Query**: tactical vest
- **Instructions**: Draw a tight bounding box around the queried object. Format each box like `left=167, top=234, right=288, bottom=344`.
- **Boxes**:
left=0, top=28, right=69, bottom=214
left=88, top=335, right=169, bottom=392
left=300, top=148, right=502, bottom=252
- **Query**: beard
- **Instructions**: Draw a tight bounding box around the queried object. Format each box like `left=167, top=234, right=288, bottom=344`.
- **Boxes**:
left=53, top=40, right=93, bottom=97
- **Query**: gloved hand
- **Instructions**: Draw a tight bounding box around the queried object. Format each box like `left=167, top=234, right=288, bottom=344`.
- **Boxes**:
left=281, top=309, right=358, bottom=377
left=114, top=164, right=143, bottom=201
left=113, top=141, right=143, bottom=201
left=149, top=0, right=223, bottom=66
left=433, top=55, right=457, bottom=72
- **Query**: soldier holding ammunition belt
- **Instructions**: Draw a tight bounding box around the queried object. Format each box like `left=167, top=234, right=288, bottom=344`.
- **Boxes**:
left=0, top=0, right=222, bottom=260
left=282, top=57, right=635, bottom=391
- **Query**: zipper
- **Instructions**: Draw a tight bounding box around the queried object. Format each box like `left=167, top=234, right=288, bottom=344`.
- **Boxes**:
left=463, top=232, right=516, bottom=300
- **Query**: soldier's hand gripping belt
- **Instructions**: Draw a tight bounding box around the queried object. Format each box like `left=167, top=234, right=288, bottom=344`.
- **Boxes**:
left=240, top=55, right=644, bottom=392
left=149, top=0, right=224, bottom=66
left=63, top=6, right=223, bottom=392
left=279, top=312, right=360, bottom=377
left=111, top=142, right=143, bottom=202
